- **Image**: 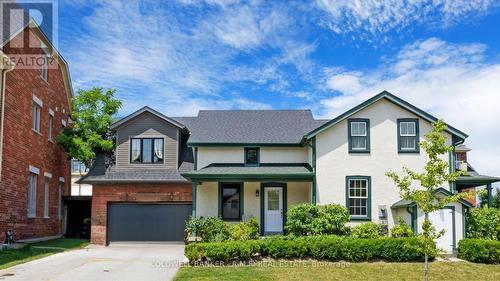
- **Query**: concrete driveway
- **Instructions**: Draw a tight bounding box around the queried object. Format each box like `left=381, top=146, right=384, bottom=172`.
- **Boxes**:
left=0, top=243, right=186, bottom=281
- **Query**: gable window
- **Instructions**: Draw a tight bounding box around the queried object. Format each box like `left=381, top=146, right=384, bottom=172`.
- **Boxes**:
left=28, top=172, right=37, bottom=218
left=348, top=119, right=370, bottom=153
left=346, top=176, right=371, bottom=220
left=245, top=147, right=259, bottom=165
left=130, top=138, right=164, bottom=164
left=32, top=102, right=42, bottom=132
left=41, top=48, right=49, bottom=81
left=44, top=176, right=50, bottom=218
left=398, top=119, right=419, bottom=153
left=219, top=183, right=242, bottom=221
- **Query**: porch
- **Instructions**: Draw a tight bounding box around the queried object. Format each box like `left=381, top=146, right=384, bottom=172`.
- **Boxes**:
left=182, top=164, right=315, bottom=234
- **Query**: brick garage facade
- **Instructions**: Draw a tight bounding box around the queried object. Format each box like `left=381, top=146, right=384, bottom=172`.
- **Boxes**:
left=0, top=26, right=71, bottom=240
left=91, top=183, right=192, bottom=245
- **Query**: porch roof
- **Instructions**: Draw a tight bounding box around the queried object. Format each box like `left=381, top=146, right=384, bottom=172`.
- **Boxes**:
left=456, top=173, right=500, bottom=187
left=391, top=187, right=473, bottom=209
left=181, top=163, right=314, bottom=181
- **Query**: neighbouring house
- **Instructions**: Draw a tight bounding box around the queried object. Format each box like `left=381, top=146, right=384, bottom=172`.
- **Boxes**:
left=0, top=10, right=73, bottom=241
left=80, top=91, right=500, bottom=253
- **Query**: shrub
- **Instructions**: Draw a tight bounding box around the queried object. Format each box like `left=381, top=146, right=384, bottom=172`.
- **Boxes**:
left=285, top=203, right=350, bottom=236
left=351, top=222, right=385, bottom=238
left=458, top=239, right=500, bottom=264
left=466, top=207, right=500, bottom=240
left=185, top=236, right=433, bottom=263
left=391, top=217, right=414, bottom=238
left=229, top=218, right=259, bottom=241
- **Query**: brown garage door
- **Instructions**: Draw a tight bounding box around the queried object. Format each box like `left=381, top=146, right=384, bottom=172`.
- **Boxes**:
left=107, top=203, right=191, bottom=242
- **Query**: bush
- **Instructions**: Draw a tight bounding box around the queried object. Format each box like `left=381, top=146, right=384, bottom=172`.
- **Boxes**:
left=466, top=207, right=500, bottom=240
left=458, top=239, right=500, bottom=264
left=186, top=217, right=259, bottom=242
left=391, top=217, right=414, bottom=238
left=351, top=222, right=385, bottom=238
left=285, top=203, right=350, bottom=236
left=185, top=236, right=433, bottom=263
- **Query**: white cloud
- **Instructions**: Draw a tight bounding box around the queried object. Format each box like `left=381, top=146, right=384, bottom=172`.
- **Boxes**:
left=321, top=38, right=500, bottom=177
left=315, top=0, right=500, bottom=38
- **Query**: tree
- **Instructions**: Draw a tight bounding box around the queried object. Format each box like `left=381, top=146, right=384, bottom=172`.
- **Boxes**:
left=57, top=87, right=122, bottom=166
left=478, top=187, right=500, bottom=208
left=386, top=120, right=470, bottom=281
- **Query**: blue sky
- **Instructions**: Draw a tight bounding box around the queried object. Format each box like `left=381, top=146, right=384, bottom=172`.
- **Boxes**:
left=52, top=0, right=500, bottom=177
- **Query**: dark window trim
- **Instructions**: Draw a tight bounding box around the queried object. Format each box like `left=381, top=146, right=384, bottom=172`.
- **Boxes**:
left=348, top=118, right=370, bottom=153
left=218, top=182, right=243, bottom=221
left=345, top=175, right=371, bottom=221
left=397, top=118, right=420, bottom=153
left=129, top=137, right=165, bottom=164
left=244, top=147, right=260, bottom=166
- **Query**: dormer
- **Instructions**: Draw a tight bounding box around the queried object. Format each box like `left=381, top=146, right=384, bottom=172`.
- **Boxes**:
left=110, top=107, right=188, bottom=170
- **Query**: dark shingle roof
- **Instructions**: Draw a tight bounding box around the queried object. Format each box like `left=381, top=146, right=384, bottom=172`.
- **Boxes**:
left=173, top=110, right=328, bottom=145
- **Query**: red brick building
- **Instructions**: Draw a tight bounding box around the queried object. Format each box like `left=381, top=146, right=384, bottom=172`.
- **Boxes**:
left=0, top=19, right=73, bottom=241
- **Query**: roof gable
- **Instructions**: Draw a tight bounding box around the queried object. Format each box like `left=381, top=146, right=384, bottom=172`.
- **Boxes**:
left=110, top=106, right=186, bottom=131
left=305, top=91, right=468, bottom=141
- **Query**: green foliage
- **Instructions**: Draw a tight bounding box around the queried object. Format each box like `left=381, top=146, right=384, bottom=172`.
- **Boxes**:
left=391, top=216, right=414, bottom=238
left=185, top=217, right=259, bottom=242
left=285, top=203, right=350, bottom=236
left=185, top=236, right=434, bottom=263
left=351, top=222, right=385, bottom=238
left=458, top=239, right=500, bottom=264
left=466, top=207, right=500, bottom=240
left=478, top=187, right=500, bottom=208
left=56, top=87, right=122, bottom=165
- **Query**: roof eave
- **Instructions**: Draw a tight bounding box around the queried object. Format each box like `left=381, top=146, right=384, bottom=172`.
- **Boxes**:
left=110, top=106, right=187, bottom=131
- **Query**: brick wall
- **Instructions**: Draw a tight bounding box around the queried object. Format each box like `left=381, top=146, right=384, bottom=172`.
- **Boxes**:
left=91, top=183, right=192, bottom=245
left=0, top=26, right=71, bottom=241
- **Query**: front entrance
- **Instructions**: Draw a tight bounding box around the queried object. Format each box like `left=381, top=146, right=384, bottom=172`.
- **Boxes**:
left=263, top=185, right=285, bottom=233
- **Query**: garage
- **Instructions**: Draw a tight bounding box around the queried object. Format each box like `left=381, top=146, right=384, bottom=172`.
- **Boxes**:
left=107, top=203, right=192, bottom=242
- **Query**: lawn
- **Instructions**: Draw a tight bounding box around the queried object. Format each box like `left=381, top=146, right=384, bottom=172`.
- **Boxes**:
left=0, top=238, right=89, bottom=270
left=174, top=261, right=500, bottom=281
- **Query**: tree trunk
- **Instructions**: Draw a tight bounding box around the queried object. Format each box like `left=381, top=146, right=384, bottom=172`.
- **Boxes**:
left=424, top=212, right=429, bottom=281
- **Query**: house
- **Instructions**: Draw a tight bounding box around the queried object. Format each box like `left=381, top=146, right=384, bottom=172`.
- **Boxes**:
left=63, top=159, right=92, bottom=238
left=0, top=11, right=73, bottom=241
left=80, top=91, right=500, bottom=253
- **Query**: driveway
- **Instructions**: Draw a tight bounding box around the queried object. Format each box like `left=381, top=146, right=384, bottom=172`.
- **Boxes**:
left=0, top=243, right=186, bottom=281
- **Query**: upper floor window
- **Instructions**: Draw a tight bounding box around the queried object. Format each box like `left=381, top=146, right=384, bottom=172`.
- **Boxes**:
left=130, top=138, right=164, bottom=164
left=40, top=48, right=49, bottom=81
left=346, top=176, right=371, bottom=220
left=245, top=147, right=259, bottom=165
left=348, top=119, right=370, bottom=153
left=398, top=119, right=419, bottom=153
left=71, top=159, right=88, bottom=174
left=32, top=101, right=41, bottom=132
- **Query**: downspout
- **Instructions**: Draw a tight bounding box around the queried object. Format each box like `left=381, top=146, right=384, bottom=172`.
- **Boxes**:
left=0, top=52, right=15, bottom=179
left=307, top=137, right=317, bottom=205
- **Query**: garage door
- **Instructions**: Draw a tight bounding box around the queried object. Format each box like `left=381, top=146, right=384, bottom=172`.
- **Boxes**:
left=108, top=203, right=191, bottom=242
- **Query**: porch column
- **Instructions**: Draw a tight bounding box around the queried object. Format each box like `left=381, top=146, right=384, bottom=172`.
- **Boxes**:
left=487, top=183, right=492, bottom=208
left=192, top=182, right=197, bottom=217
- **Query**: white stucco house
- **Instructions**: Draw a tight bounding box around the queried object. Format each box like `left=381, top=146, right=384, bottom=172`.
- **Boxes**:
left=81, top=91, right=499, bottom=249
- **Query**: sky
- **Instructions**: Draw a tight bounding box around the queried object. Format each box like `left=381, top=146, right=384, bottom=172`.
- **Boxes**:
left=51, top=0, right=500, bottom=177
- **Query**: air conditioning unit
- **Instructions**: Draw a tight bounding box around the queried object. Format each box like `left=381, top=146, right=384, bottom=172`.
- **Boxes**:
left=455, top=161, right=468, bottom=171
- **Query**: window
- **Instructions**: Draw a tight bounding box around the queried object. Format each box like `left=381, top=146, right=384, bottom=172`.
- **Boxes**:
left=44, top=177, right=50, bottom=218
left=28, top=173, right=37, bottom=218
left=48, top=114, right=53, bottom=140
left=71, top=159, right=88, bottom=174
left=219, top=183, right=242, bottom=221
left=398, top=119, right=419, bottom=153
left=32, top=102, right=41, bottom=132
left=346, top=176, right=371, bottom=220
left=40, top=49, right=49, bottom=81
left=58, top=181, right=63, bottom=220
left=348, top=119, right=370, bottom=153
left=130, top=138, right=164, bottom=164
left=245, top=147, right=259, bottom=165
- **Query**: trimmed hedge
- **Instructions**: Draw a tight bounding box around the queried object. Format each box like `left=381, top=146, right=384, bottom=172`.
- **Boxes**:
left=458, top=239, right=500, bottom=264
left=185, top=236, right=433, bottom=263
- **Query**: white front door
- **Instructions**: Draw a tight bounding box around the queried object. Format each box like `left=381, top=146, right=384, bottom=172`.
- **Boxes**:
left=264, top=187, right=283, bottom=233
left=428, top=208, right=454, bottom=253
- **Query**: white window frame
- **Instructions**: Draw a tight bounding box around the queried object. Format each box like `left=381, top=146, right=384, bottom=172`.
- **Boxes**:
left=350, top=122, right=367, bottom=137
left=399, top=121, right=417, bottom=150
left=28, top=172, right=38, bottom=218
left=48, top=111, right=54, bottom=141
left=32, top=102, right=42, bottom=133
left=347, top=178, right=369, bottom=218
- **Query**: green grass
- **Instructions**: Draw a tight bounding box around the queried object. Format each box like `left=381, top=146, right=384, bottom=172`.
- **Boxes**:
left=174, top=261, right=500, bottom=281
left=0, top=238, right=89, bottom=270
